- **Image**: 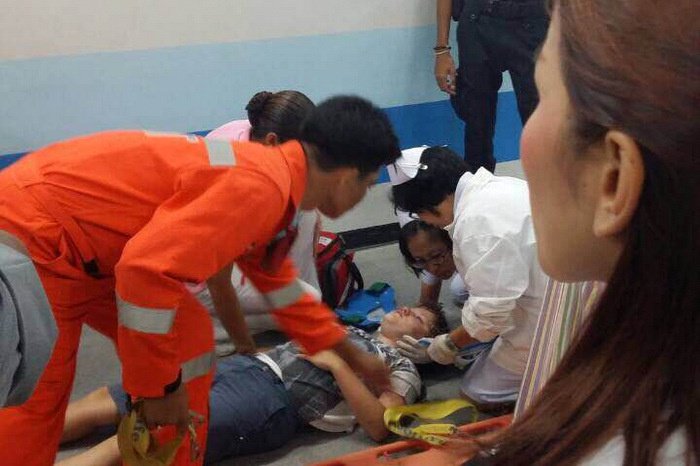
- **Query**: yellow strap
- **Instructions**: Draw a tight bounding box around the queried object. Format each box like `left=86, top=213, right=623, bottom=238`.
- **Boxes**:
left=384, top=399, right=477, bottom=445
left=117, top=407, right=186, bottom=466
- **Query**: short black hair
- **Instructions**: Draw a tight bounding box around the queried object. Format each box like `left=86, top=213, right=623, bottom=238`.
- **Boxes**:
left=300, top=95, right=400, bottom=177
left=391, top=146, right=470, bottom=214
left=398, top=220, right=453, bottom=277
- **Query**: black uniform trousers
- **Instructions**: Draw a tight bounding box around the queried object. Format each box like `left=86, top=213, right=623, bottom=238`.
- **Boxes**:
left=450, top=0, right=549, bottom=172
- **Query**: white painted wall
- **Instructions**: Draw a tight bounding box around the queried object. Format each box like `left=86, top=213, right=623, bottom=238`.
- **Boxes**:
left=1, top=1, right=434, bottom=60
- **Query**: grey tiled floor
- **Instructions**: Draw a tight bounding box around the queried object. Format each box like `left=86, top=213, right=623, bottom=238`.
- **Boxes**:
left=57, top=160, right=524, bottom=465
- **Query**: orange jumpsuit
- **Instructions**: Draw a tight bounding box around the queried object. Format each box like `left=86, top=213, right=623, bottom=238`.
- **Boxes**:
left=0, top=131, right=346, bottom=465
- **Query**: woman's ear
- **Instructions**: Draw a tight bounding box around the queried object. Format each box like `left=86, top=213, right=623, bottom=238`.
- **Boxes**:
left=263, top=132, right=279, bottom=146
left=592, top=130, right=645, bottom=238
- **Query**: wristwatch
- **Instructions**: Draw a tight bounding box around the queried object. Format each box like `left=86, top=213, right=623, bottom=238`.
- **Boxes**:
left=163, top=370, right=182, bottom=396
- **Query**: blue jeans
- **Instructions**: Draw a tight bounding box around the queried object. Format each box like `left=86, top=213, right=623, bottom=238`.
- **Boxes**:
left=109, top=355, right=300, bottom=464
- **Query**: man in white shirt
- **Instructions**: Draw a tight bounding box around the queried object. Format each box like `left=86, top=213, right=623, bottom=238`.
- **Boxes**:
left=389, top=146, right=547, bottom=408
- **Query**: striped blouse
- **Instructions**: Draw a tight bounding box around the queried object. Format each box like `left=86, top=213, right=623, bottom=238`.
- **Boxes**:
left=514, top=279, right=605, bottom=418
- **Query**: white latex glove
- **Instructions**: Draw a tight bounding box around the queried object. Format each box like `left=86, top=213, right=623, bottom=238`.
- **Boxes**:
left=396, top=336, right=433, bottom=364
left=427, top=334, right=459, bottom=365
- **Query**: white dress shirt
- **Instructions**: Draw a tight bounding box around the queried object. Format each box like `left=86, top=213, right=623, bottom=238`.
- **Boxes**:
left=451, top=168, right=548, bottom=374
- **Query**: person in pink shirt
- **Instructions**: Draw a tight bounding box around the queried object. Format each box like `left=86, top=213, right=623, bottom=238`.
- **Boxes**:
left=205, top=118, right=252, bottom=142
left=202, top=90, right=323, bottom=354
left=208, top=90, right=316, bottom=146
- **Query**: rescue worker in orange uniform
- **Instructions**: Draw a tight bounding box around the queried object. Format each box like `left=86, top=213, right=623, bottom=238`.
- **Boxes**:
left=0, top=95, right=400, bottom=465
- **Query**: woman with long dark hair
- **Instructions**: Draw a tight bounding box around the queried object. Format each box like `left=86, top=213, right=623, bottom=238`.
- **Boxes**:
left=481, top=0, right=698, bottom=464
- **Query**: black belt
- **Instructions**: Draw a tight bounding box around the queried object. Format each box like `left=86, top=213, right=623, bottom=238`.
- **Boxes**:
left=475, top=0, right=546, bottom=19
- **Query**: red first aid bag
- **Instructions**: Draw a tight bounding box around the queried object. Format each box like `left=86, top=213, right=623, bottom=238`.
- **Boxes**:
left=315, top=231, right=363, bottom=308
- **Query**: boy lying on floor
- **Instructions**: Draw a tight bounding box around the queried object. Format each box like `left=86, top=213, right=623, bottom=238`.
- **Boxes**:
left=58, top=304, right=448, bottom=465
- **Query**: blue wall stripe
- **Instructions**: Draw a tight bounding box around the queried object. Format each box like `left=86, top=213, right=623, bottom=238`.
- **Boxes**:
left=377, top=92, right=522, bottom=182
left=0, top=26, right=441, bottom=155
left=0, top=24, right=515, bottom=156
left=0, top=153, right=26, bottom=170
left=0, top=94, right=522, bottom=172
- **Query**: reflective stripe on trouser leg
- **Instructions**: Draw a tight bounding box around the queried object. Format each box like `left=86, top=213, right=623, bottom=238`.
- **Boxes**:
left=117, top=295, right=176, bottom=335
left=146, top=294, right=214, bottom=465
left=264, top=279, right=306, bottom=309
left=205, top=139, right=236, bottom=166
left=182, top=351, right=215, bottom=383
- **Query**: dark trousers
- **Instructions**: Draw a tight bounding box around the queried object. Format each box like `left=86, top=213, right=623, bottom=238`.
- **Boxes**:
left=450, top=1, right=549, bottom=172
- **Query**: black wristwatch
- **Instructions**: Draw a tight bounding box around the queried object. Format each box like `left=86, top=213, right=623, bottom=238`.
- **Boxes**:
left=163, top=370, right=182, bottom=395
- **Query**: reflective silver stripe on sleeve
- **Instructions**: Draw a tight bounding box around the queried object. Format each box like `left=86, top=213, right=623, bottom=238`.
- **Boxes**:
left=117, top=295, right=176, bottom=335
left=205, top=139, right=236, bottom=166
left=264, top=279, right=306, bottom=309
left=181, top=351, right=215, bottom=383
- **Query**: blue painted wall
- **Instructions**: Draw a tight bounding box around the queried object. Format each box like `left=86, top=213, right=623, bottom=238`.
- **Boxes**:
left=1, top=94, right=522, bottom=172
left=1, top=5, right=523, bottom=171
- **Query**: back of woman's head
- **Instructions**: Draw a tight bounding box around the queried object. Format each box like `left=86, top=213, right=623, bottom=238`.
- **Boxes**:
left=391, top=146, right=471, bottom=214
left=490, top=1, right=699, bottom=465
left=398, top=220, right=452, bottom=277
left=245, top=90, right=314, bottom=143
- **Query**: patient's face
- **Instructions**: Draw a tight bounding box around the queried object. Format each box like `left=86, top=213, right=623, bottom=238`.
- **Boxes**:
left=380, top=306, right=436, bottom=341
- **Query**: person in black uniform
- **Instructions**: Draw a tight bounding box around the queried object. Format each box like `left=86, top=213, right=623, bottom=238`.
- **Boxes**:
left=435, top=0, right=548, bottom=172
